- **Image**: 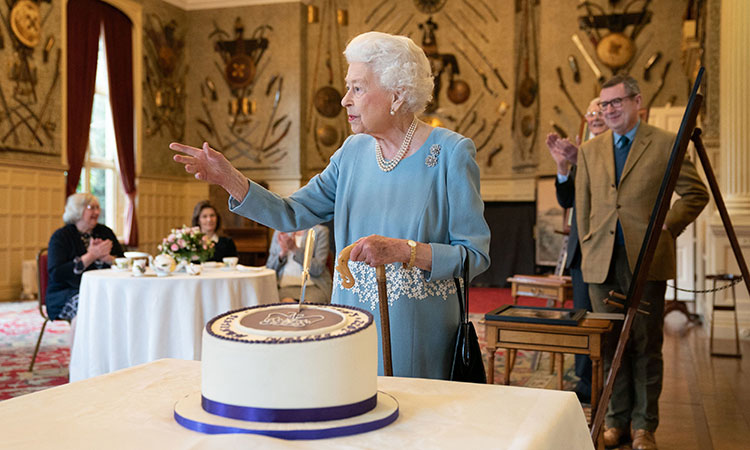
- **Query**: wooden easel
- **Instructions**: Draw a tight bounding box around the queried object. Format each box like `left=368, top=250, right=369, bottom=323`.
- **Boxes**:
left=591, top=68, right=750, bottom=441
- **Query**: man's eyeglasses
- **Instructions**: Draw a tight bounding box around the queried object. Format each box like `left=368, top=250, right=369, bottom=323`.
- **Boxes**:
left=598, top=94, right=636, bottom=110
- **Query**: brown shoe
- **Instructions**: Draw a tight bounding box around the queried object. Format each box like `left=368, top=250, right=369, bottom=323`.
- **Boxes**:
left=632, top=429, right=657, bottom=450
left=603, top=426, right=627, bottom=448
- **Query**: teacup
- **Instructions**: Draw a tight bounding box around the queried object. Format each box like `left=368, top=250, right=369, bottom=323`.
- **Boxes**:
left=114, top=257, right=130, bottom=270
left=132, top=258, right=148, bottom=276
left=186, top=263, right=203, bottom=276
left=223, top=256, right=239, bottom=270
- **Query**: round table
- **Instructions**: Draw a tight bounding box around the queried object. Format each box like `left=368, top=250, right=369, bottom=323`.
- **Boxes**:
left=69, top=267, right=279, bottom=381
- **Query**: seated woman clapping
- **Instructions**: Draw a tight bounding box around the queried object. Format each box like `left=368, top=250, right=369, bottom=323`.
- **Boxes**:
left=266, top=224, right=332, bottom=303
left=47, top=193, right=124, bottom=321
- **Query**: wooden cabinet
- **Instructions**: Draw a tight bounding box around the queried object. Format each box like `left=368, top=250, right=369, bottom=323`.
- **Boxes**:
left=224, top=227, right=270, bottom=266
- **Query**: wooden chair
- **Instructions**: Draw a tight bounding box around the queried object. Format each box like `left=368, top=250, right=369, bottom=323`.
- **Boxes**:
left=505, top=229, right=575, bottom=375
left=29, top=248, right=69, bottom=372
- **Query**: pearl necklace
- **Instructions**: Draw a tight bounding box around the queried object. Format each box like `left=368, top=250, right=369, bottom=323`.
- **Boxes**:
left=375, top=117, right=418, bottom=172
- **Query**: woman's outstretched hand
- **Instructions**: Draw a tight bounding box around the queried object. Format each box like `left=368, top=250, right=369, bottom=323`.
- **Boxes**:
left=170, top=142, right=250, bottom=200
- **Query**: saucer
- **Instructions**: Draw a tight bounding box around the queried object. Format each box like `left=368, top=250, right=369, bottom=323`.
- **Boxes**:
left=237, top=265, right=266, bottom=273
left=124, top=251, right=150, bottom=259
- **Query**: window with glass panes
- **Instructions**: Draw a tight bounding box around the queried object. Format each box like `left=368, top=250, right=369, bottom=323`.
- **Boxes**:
left=76, top=29, right=125, bottom=236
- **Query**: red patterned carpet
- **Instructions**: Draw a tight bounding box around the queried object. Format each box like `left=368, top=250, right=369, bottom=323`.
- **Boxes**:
left=0, top=289, right=575, bottom=400
left=0, top=301, right=71, bottom=400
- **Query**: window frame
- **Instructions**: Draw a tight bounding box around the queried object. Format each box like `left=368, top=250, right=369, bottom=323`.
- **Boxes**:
left=77, top=30, right=125, bottom=238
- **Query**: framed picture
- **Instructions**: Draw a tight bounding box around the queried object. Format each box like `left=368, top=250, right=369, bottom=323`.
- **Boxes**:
left=484, top=305, right=586, bottom=326
left=535, top=176, right=566, bottom=266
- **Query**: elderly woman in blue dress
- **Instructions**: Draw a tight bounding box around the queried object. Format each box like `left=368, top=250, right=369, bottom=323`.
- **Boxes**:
left=171, top=32, right=490, bottom=379
left=47, top=193, right=124, bottom=322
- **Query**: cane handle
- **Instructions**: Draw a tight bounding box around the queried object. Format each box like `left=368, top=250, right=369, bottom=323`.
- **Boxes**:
left=336, top=243, right=356, bottom=289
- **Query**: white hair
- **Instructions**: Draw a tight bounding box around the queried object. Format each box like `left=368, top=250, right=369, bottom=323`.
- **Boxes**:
left=343, top=32, right=434, bottom=114
left=63, top=193, right=98, bottom=224
left=587, top=97, right=601, bottom=113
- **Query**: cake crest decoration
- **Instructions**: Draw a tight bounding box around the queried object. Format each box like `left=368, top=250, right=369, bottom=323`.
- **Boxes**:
left=260, top=312, right=325, bottom=328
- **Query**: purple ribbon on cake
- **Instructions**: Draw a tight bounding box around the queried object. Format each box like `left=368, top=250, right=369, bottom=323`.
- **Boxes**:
left=174, top=407, right=399, bottom=439
left=201, top=394, right=378, bottom=423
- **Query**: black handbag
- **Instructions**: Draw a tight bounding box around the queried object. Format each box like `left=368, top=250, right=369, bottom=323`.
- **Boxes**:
left=449, top=260, right=487, bottom=383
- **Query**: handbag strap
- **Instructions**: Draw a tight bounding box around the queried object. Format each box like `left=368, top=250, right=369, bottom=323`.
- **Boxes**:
left=454, top=259, right=470, bottom=325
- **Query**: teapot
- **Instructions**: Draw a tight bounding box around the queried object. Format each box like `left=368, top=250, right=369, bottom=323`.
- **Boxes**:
left=152, top=254, right=176, bottom=277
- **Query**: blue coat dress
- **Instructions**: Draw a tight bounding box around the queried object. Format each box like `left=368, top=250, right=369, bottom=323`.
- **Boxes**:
left=229, top=127, right=490, bottom=379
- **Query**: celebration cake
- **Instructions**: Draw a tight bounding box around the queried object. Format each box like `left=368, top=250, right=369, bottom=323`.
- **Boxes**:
left=174, top=303, right=399, bottom=439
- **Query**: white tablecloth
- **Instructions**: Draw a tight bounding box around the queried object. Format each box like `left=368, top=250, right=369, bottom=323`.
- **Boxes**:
left=69, top=268, right=278, bottom=382
left=0, top=359, right=593, bottom=449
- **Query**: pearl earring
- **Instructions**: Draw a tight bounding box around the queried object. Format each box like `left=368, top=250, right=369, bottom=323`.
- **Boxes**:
left=390, top=109, right=395, bottom=116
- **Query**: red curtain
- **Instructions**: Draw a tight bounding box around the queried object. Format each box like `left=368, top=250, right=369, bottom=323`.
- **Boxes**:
left=65, top=0, right=101, bottom=197
left=66, top=0, right=138, bottom=246
left=102, top=6, right=138, bottom=247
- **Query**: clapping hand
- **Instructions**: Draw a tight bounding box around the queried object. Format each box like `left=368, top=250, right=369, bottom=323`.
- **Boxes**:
left=545, top=133, right=580, bottom=173
left=277, top=232, right=298, bottom=257
left=87, top=238, right=114, bottom=265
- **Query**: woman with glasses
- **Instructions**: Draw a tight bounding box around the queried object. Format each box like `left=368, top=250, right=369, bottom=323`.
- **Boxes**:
left=46, top=193, right=124, bottom=322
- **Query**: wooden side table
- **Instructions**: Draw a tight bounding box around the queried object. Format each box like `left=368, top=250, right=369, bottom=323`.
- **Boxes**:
left=507, top=275, right=574, bottom=308
left=483, top=317, right=612, bottom=420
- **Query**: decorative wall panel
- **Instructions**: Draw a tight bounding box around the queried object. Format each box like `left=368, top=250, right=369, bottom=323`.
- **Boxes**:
left=0, top=165, right=64, bottom=300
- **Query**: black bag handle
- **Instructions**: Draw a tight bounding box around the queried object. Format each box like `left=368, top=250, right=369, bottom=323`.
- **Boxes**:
left=453, top=258, right=470, bottom=325
left=454, top=258, right=471, bottom=366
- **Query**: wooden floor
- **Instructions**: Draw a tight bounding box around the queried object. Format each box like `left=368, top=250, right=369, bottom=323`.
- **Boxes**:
left=614, top=311, right=750, bottom=450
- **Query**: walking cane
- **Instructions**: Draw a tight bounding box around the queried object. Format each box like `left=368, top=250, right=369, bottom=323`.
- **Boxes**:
left=336, top=244, right=393, bottom=376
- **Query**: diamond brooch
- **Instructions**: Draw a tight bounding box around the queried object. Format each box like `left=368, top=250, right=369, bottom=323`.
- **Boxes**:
left=425, top=144, right=441, bottom=167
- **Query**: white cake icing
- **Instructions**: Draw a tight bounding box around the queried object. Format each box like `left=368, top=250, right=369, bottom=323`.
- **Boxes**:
left=201, top=304, right=377, bottom=411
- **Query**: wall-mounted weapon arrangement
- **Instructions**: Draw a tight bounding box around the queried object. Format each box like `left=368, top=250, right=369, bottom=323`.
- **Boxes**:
left=419, top=17, right=470, bottom=116
left=511, top=0, right=540, bottom=171
left=577, top=0, right=653, bottom=72
left=197, top=17, right=291, bottom=168
left=0, top=0, right=59, bottom=153
left=143, top=14, right=187, bottom=140
left=365, top=0, right=510, bottom=171
left=308, top=0, right=349, bottom=165
left=308, top=0, right=683, bottom=178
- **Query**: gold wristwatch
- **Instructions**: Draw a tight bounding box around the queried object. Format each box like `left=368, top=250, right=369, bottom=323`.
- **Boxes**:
left=404, top=239, right=417, bottom=269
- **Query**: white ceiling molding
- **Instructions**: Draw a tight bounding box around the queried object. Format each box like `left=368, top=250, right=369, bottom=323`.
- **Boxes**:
left=161, top=0, right=299, bottom=11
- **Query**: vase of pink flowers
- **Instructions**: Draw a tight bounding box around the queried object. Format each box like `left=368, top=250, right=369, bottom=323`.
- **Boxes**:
left=158, top=226, right=215, bottom=267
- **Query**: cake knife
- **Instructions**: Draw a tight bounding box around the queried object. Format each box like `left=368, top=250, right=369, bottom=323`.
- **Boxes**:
left=297, top=228, right=316, bottom=312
